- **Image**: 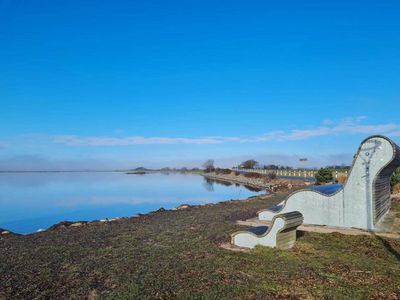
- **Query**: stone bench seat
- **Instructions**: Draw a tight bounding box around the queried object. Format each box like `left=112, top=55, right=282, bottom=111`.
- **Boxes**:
left=231, top=211, right=303, bottom=249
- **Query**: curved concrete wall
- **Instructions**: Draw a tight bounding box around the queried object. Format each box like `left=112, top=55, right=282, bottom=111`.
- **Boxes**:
left=232, top=211, right=303, bottom=249
left=259, top=135, right=400, bottom=231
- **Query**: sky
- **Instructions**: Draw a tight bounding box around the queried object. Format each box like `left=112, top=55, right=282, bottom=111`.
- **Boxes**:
left=0, top=0, right=400, bottom=170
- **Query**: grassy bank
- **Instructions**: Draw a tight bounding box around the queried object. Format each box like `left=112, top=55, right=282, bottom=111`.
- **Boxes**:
left=1, top=193, right=400, bottom=299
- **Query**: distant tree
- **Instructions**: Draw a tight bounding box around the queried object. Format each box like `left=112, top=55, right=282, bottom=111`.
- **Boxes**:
left=315, top=168, right=334, bottom=184
left=202, top=159, right=215, bottom=172
left=391, top=167, right=400, bottom=192
left=240, top=160, right=258, bottom=169
left=215, top=168, right=232, bottom=175
left=327, top=165, right=351, bottom=170
left=280, top=166, right=293, bottom=170
left=264, top=164, right=279, bottom=170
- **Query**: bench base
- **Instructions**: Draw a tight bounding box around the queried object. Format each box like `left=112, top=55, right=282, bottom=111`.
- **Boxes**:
left=237, top=215, right=400, bottom=239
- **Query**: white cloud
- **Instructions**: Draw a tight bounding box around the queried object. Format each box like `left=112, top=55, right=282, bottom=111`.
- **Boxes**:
left=53, top=135, right=225, bottom=146
left=280, top=122, right=398, bottom=141
left=52, top=117, right=400, bottom=146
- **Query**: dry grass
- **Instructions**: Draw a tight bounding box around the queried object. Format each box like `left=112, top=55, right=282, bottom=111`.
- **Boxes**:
left=393, top=183, right=400, bottom=194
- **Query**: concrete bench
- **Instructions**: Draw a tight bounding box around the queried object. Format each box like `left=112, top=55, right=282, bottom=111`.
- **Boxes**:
left=231, top=211, right=303, bottom=249
left=258, top=135, right=400, bottom=231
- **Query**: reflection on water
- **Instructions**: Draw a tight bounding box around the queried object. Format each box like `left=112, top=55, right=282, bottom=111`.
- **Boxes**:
left=202, top=177, right=234, bottom=191
left=0, top=172, right=264, bottom=234
left=242, top=185, right=263, bottom=192
left=202, top=178, right=215, bottom=192
left=203, top=177, right=263, bottom=192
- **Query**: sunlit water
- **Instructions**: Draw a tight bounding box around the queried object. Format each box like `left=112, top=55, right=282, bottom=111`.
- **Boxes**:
left=0, top=172, right=264, bottom=234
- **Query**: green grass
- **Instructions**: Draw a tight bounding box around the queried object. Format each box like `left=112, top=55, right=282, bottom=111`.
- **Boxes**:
left=1, top=194, right=400, bottom=299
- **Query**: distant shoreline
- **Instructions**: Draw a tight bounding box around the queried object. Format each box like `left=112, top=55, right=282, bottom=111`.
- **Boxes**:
left=0, top=170, right=128, bottom=173
left=0, top=169, right=200, bottom=173
left=202, top=171, right=309, bottom=192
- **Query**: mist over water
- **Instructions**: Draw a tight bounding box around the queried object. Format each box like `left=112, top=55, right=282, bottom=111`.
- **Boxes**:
left=0, top=172, right=264, bottom=234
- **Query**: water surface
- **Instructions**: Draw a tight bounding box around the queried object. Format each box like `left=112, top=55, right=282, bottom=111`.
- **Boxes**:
left=0, top=172, right=264, bottom=234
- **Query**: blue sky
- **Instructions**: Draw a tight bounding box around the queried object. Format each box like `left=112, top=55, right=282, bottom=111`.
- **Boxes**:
left=0, top=0, right=399, bottom=170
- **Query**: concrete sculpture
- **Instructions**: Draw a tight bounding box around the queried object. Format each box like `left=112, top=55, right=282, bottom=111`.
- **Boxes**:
left=259, top=135, right=400, bottom=231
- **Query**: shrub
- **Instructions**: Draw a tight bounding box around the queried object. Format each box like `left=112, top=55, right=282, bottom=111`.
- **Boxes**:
left=214, top=168, right=232, bottom=175
left=243, top=172, right=263, bottom=179
left=393, top=183, right=400, bottom=194
left=315, top=168, right=333, bottom=184
left=391, top=167, right=400, bottom=192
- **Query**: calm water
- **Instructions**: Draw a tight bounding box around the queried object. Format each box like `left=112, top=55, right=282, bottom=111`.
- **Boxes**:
left=0, top=172, right=264, bottom=234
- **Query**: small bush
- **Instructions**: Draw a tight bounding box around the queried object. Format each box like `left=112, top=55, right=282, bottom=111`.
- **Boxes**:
left=391, top=167, right=400, bottom=192
left=214, top=168, right=232, bottom=175
left=315, top=168, right=333, bottom=184
left=243, top=172, right=263, bottom=179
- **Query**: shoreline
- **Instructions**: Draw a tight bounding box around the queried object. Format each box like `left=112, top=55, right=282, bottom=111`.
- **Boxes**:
left=0, top=188, right=272, bottom=237
left=0, top=195, right=273, bottom=237
left=0, top=171, right=301, bottom=236
left=201, top=170, right=309, bottom=191
left=202, top=173, right=272, bottom=190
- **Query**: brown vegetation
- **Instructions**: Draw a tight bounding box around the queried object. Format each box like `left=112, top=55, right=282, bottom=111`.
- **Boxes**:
left=337, top=174, right=347, bottom=184
left=393, top=183, right=400, bottom=194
